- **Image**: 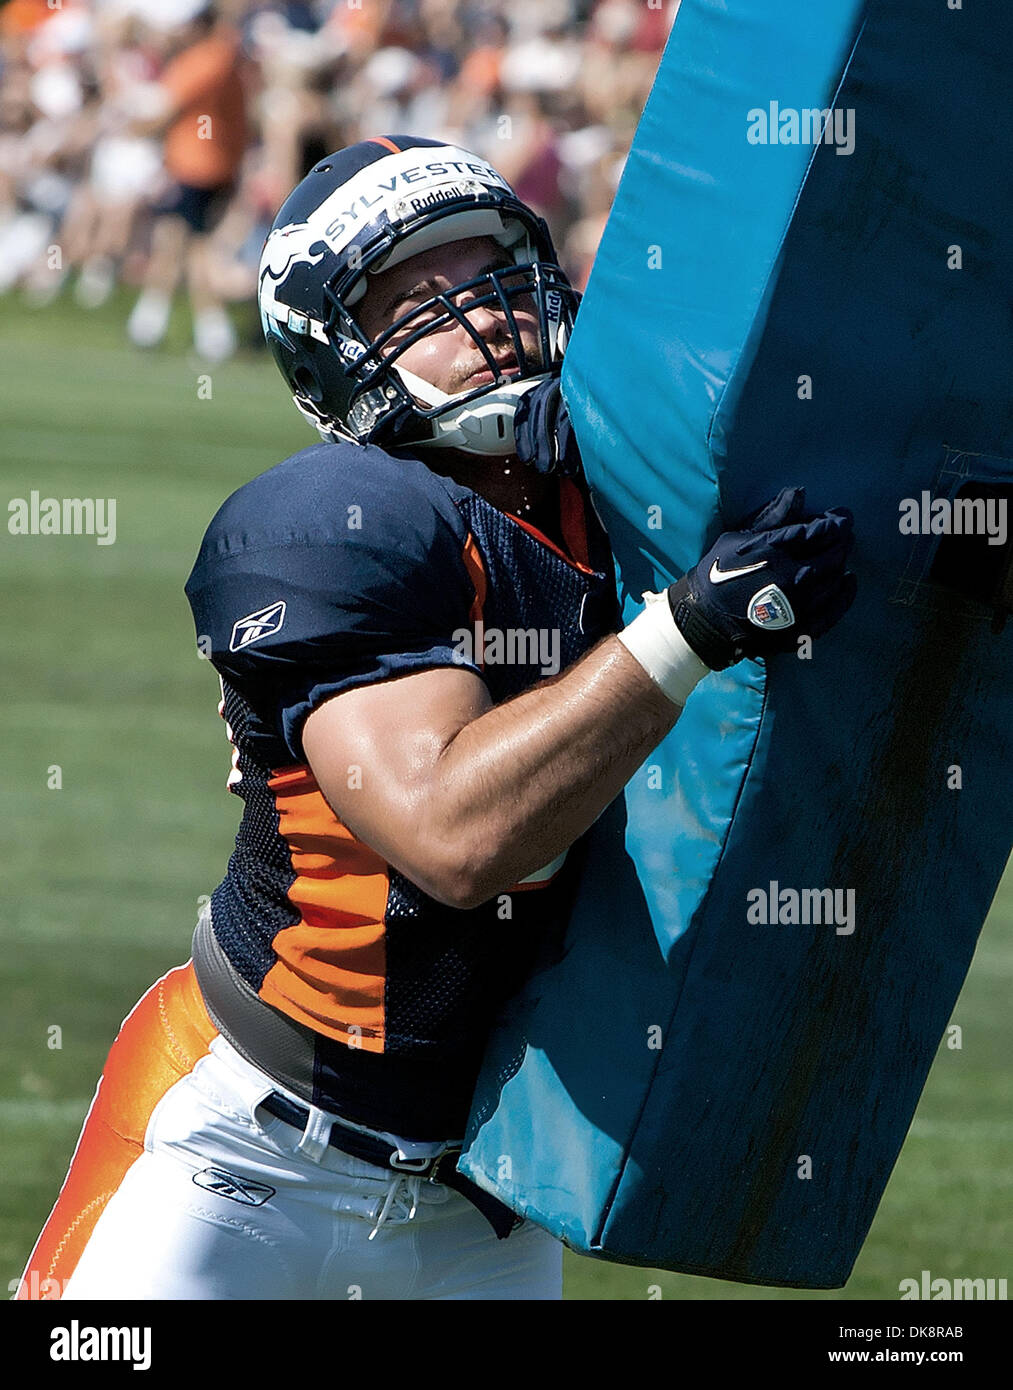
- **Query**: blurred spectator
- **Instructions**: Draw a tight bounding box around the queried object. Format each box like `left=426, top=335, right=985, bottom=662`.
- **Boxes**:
left=0, top=0, right=680, bottom=351
left=126, top=0, right=249, bottom=361
left=37, top=8, right=164, bottom=308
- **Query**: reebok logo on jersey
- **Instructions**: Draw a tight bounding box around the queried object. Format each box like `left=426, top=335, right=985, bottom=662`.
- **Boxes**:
left=230, top=600, right=286, bottom=652
left=192, top=1168, right=276, bottom=1206
left=708, top=558, right=767, bottom=584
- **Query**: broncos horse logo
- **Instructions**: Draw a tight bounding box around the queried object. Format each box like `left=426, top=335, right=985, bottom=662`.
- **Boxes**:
left=258, top=222, right=333, bottom=343
left=261, top=221, right=328, bottom=284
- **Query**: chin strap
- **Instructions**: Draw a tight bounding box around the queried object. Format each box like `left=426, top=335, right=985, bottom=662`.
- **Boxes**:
left=393, top=366, right=548, bottom=456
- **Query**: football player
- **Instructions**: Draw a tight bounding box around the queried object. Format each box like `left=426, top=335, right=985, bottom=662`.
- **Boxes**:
left=18, top=136, right=855, bottom=1301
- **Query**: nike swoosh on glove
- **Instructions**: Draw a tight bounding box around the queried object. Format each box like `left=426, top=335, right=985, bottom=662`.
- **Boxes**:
left=512, top=377, right=583, bottom=477
left=667, top=486, right=857, bottom=670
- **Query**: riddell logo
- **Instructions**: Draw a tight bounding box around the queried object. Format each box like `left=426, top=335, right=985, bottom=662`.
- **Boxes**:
left=397, top=180, right=477, bottom=219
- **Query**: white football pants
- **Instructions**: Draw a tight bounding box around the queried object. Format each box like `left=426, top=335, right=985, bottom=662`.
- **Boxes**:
left=20, top=965, right=562, bottom=1301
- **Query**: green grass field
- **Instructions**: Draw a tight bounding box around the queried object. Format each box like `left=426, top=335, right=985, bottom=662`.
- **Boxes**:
left=1, top=290, right=1009, bottom=1301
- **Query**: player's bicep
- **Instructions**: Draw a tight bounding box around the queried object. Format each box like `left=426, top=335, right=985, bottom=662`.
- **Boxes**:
left=302, top=664, right=493, bottom=891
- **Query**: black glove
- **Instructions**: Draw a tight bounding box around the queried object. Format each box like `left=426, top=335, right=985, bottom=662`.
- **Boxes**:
left=513, top=376, right=583, bottom=477
left=668, top=486, right=857, bottom=669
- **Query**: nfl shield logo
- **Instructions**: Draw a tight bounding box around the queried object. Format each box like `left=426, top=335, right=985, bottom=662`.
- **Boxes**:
left=747, top=584, right=795, bottom=630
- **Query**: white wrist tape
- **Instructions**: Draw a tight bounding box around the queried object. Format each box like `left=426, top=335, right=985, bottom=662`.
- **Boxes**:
left=617, top=590, right=711, bottom=706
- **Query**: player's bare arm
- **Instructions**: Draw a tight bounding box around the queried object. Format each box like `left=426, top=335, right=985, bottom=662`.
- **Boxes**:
left=302, top=636, right=678, bottom=909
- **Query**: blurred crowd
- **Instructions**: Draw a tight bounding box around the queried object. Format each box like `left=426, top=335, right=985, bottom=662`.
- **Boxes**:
left=0, top=0, right=676, bottom=360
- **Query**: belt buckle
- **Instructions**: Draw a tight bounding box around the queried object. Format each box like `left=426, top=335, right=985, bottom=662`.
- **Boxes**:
left=388, top=1142, right=461, bottom=1179
left=388, top=1152, right=433, bottom=1174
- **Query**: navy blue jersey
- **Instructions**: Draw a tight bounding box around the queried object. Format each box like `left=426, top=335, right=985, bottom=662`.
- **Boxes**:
left=185, top=441, right=620, bottom=1139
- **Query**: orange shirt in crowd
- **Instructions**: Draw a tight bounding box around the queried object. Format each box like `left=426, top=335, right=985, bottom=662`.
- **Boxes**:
left=162, top=25, right=248, bottom=189
left=0, top=0, right=51, bottom=37
left=458, top=45, right=502, bottom=98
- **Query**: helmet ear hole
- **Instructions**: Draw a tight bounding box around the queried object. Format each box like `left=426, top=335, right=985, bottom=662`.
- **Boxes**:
left=293, top=366, right=323, bottom=402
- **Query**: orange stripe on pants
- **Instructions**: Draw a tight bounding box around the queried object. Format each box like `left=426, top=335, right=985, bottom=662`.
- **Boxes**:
left=15, top=960, right=218, bottom=1300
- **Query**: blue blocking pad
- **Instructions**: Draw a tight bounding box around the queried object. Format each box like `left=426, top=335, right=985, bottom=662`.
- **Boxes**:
left=459, top=0, right=1013, bottom=1286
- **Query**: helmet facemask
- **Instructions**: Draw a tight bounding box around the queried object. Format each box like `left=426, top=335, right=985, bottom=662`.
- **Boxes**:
left=326, top=249, right=576, bottom=454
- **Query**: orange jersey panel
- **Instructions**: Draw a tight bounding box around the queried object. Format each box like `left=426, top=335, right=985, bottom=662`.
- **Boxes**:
left=258, top=765, right=390, bottom=1051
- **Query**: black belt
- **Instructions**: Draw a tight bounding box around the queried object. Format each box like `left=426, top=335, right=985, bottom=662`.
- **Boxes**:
left=259, top=1091, right=520, bottom=1240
